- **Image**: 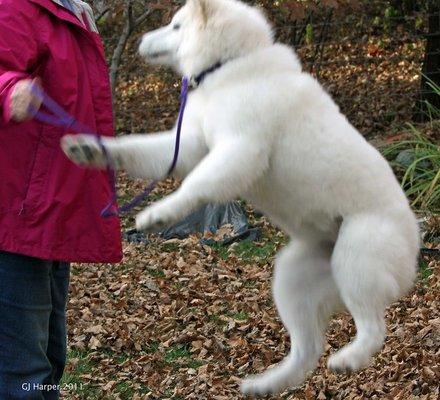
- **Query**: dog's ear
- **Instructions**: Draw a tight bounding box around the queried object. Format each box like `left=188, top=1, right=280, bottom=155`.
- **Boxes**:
left=187, top=0, right=216, bottom=24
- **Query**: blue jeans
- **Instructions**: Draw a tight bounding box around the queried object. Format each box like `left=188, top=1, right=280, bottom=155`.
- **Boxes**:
left=0, top=252, right=70, bottom=399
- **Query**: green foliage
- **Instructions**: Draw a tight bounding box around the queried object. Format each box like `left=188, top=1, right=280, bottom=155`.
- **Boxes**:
left=233, top=239, right=279, bottom=261
left=382, top=77, right=439, bottom=212
left=61, top=350, right=99, bottom=398
left=419, top=259, right=433, bottom=281
left=161, top=242, right=180, bottom=253
left=383, top=6, right=398, bottom=32
left=114, top=382, right=136, bottom=399
left=147, top=267, right=166, bottom=278
left=164, top=344, right=205, bottom=370
left=210, top=234, right=284, bottom=264
left=229, top=311, right=249, bottom=321
left=415, top=16, right=424, bottom=30
left=382, top=128, right=440, bottom=212
left=305, top=23, right=314, bottom=44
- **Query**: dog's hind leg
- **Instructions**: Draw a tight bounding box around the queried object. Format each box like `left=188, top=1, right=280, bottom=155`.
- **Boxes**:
left=327, top=214, right=417, bottom=373
left=241, top=239, right=342, bottom=396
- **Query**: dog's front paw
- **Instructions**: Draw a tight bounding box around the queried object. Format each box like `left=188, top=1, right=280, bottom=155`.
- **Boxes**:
left=61, top=134, right=107, bottom=168
left=136, top=204, right=174, bottom=232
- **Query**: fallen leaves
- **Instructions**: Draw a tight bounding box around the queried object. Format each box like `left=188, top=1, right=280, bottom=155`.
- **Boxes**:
left=63, top=207, right=440, bottom=399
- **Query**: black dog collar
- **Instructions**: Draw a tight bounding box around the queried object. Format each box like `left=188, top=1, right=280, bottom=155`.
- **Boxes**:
left=190, top=62, right=224, bottom=87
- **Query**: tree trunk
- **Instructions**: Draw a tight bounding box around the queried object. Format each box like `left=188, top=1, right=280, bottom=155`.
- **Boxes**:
left=415, top=1, right=440, bottom=121
left=108, top=2, right=151, bottom=100
left=109, top=23, right=132, bottom=98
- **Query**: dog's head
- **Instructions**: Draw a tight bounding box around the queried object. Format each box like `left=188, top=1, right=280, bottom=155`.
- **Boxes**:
left=138, top=0, right=273, bottom=77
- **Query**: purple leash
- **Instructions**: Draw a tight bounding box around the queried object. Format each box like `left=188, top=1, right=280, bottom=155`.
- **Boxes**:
left=30, top=77, right=189, bottom=218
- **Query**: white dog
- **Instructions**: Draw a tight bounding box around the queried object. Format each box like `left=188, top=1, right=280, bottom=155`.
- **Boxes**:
left=62, top=0, right=420, bottom=395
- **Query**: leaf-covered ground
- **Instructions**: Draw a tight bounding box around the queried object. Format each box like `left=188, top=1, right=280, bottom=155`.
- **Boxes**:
left=64, top=184, right=440, bottom=399
left=64, top=211, right=439, bottom=399
left=62, top=11, right=439, bottom=399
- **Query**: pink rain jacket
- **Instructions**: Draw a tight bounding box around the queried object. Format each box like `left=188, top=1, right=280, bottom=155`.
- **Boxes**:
left=0, top=0, right=122, bottom=263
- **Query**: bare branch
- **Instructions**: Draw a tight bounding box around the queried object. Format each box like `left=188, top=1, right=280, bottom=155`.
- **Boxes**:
left=95, top=7, right=110, bottom=23
left=126, top=0, right=135, bottom=30
left=109, top=0, right=152, bottom=97
left=135, top=10, right=152, bottom=28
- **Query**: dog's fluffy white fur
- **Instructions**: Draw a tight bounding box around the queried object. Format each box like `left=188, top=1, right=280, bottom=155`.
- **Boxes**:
left=62, top=0, right=420, bottom=395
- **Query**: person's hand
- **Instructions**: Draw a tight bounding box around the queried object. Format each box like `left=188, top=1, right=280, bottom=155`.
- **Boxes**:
left=9, top=78, right=43, bottom=122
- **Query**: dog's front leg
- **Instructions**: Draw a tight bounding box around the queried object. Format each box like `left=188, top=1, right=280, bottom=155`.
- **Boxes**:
left=61, top=131, right=207, bottom=180
left=136, top=137, right=269, bottom=231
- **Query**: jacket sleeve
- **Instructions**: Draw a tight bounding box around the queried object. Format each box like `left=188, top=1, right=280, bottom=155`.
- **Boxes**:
left=0, top=1, right=42, bottom=125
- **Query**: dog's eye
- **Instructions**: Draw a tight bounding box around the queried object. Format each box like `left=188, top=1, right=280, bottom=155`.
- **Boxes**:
left=173, top=23, right=181, bottom=31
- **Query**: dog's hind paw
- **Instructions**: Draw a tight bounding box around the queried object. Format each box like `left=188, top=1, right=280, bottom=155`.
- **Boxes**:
left=241, top=375, right=292, bottom=397
left=241, top=376, right=276, bottom=397
left=241, top=376, right=270, bottom=397
left=241, top=365, right=306, bottom=397
left=327, top=344, right=372, bottom=374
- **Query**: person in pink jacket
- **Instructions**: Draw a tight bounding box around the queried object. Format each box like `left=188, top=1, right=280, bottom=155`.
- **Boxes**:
left=0, top=0, right=122, bottom=398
